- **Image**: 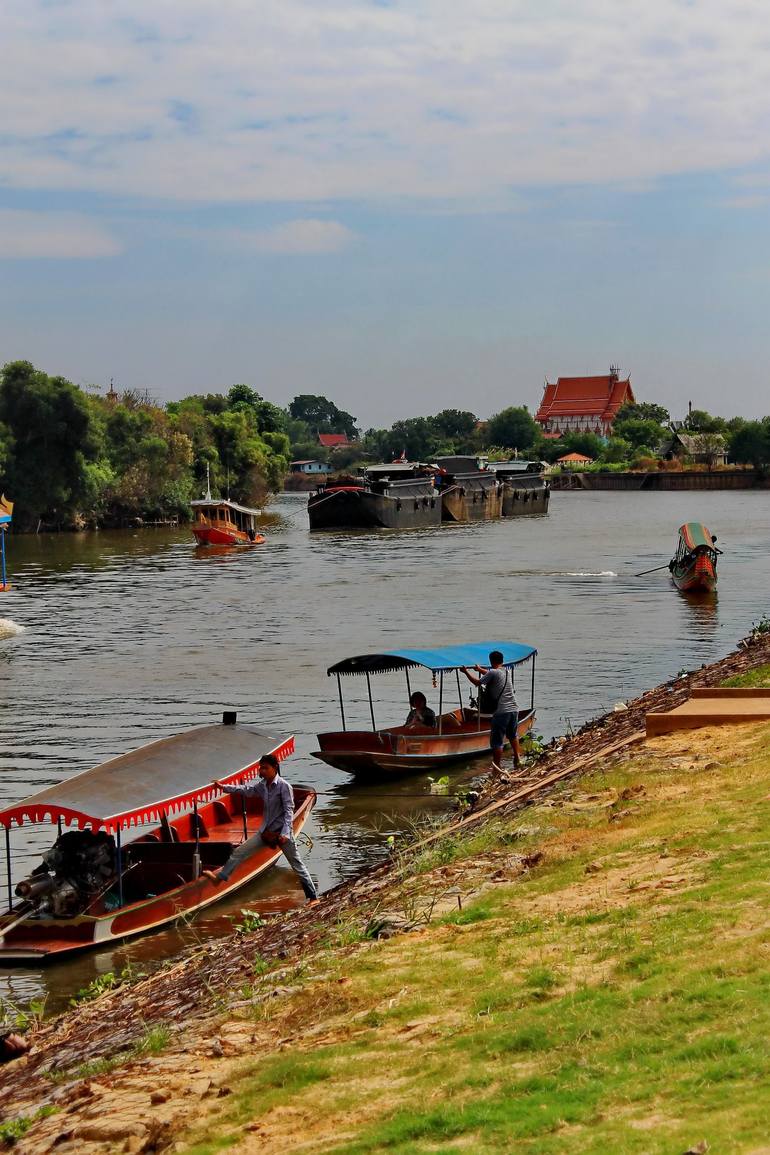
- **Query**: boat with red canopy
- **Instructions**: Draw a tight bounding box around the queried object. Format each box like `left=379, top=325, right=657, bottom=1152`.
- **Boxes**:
left=0, top=716, right=315, bottom=964
left=312, top=642, right=537, bottom=778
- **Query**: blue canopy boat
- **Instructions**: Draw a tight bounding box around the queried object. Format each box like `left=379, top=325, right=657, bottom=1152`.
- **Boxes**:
left=312, top=641, right=537, bottom=778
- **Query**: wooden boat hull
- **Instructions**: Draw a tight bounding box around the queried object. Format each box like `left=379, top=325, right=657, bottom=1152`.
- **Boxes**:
left=0, top=788, right=315, bottom=964
left=313, top=709, right=534, bottom=779
left=192, top=525, right=265, bottom=546
left=501, top=479, right=550, bottom=517
left=440, top=475, right=502, bottom=522
left=670, top=553, right=717, bottom=593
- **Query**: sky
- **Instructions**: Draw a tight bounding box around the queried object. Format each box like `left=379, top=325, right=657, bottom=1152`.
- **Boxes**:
left=1, top=0, right=770, bottom=428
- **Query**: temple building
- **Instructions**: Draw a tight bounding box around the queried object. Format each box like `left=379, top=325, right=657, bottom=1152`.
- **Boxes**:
left=535, top=368, right=634, bottom=439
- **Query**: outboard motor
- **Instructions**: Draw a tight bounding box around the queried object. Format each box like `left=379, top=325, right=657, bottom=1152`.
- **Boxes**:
left=15, top=830, right=116, bottom=918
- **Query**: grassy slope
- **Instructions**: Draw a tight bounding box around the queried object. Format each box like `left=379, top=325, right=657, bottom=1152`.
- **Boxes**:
left=722, top=662, right=770, bottom=688
left=181, top=719, right=770, bottom=1155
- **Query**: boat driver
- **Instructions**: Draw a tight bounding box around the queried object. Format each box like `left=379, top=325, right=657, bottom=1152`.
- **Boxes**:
left=461, top=651, right=521, bottom=772
left=202, top=754, right=317, bottom=902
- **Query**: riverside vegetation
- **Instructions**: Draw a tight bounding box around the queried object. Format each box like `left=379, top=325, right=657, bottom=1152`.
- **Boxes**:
left=2, top=634, right=770, bottom=1153
left=2, top=359, right=769, bottom=531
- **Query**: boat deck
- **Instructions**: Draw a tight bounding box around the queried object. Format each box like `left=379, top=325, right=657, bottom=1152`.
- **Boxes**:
left=646, top=688, right=770, bottom=736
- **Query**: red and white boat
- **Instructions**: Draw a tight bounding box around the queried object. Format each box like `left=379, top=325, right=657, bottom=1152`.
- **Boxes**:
left=0, top=717, right=315, bottom=963
left=191, top=497, right=265, bottom=546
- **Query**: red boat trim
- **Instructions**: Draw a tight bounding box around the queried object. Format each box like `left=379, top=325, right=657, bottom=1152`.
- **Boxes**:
left=0, top=736, right=295, bottom=832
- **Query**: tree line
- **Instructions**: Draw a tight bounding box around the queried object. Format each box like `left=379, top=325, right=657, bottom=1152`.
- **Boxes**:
left=1, top=359, right=768, bottom=530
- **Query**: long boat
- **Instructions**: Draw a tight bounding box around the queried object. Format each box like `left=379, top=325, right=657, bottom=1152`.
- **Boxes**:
left=0, top=717, right=315, bottom=964
left=191, top=497, right=265, bottom=546
left=312, top=642, right=537, bottom=778
left=669, top=522, right=720, bottom=593
left=308, top=463, right=441, bottom=531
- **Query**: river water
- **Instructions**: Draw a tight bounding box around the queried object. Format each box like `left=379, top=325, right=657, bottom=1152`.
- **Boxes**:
left=0, top=489, right=767, bottom=1013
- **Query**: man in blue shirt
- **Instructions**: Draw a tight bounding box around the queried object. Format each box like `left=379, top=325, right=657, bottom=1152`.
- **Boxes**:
left=202, top=753, right=317, bottom=901
left=461, top=650, right=521, bottom=772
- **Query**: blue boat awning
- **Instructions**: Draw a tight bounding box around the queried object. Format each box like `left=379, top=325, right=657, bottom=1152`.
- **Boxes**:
left=328, top=642, right=537, bottom=677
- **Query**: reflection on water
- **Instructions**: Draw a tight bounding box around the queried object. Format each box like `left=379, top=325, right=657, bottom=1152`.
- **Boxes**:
left=0, top=489, right=768, bottom=1011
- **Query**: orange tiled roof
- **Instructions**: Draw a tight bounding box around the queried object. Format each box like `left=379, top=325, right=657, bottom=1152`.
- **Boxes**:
left=318, top=433, right=349, bottom=448
left=535, top=375, right=634, bottom=423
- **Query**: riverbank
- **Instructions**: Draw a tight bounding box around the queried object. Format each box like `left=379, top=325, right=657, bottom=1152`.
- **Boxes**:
left=2, top=627, right=770, bottom=1151
left=549, top=467, right=769, bottom=490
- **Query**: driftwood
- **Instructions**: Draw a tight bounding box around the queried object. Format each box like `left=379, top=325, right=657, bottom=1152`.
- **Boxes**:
left=1, top=628, right=768, bottom=1115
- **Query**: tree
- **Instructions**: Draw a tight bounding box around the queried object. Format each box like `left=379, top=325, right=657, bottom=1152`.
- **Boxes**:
left=730, top=421, right=770, bottom=467
left=600, top=436, right=633, bottom=464
left=561, top=431, right=604, bottom=459
left=430, top=409, right=477, bottom=442
left=383, top=418, right=439, bottom=462
left=288, top=394, right=359, bottom=439
left=485, top=407, right=539, bottom=453
left=0, top=360, right=99, bottom=527
left=611, top=417, right=666, bottom=453
left=685, top=408, right=728, bottom=434
left=614, top=401, right=670, bottom=425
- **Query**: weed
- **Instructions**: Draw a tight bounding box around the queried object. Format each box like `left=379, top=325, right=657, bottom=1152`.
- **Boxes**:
left=69, top=963, right=145, bottom=1007
left=232, top=908, right=266, bottom=934
left=135, top=1023, right=171, bottom=1055
left=0, top=1107, right=56, bottom=1147
left=0, top=994, right=47, bottom=1032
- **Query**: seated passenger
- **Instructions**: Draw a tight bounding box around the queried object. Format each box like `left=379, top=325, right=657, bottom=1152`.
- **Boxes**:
left=404, top=691, right=437, bottom=729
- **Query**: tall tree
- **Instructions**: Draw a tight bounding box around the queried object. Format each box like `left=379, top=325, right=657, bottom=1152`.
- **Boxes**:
left=485, top=407, right=539, bottom=452
left=0, top=360, right=99, bottom=527
left=288, top=394, right=359, bottom=438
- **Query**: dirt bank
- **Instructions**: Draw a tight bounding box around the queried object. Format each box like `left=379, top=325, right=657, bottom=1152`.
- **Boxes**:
left=2, top=628, right=770, bottom=1152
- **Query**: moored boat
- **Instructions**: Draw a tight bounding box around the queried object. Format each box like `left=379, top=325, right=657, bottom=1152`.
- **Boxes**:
left=312, top=642, right=537, bottom=778
left=435, top=456, right=502, bottom=522
left=308, top=463, right=441, bottom=531
left=669, top=522, right=720, bottom=593
left=0, top=717, right=315, bottom=963
left=485, top=461, right=550, bottom=517
left=191, top=497, right=265, bottom=546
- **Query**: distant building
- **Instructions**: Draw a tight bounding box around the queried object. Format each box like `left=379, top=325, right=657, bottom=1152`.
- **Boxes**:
left=535, top=368, right=634, bottom=438
left=556, top=452, right=594, bottom=468
left=318, top=433, right=349, bottom=449
left=660, top=431, right=727, bottom=468
left=290, top=460, right=329, bottom=475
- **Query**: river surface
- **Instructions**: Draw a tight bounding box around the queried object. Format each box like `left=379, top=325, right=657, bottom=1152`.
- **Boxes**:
left=0, top=489, right=768, bottom=1014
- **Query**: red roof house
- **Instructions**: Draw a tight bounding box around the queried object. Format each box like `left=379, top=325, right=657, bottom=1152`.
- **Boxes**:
left=318, top=433, right=349, bottom=449
left=535, top=370, right=634, bottom=438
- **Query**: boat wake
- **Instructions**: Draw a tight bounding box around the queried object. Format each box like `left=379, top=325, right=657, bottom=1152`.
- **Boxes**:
left=0, top=618, right=25, bottom=638
left=558, top=570, right=617, bottom=578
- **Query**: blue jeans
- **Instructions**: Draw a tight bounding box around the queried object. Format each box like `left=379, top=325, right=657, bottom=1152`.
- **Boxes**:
left=490, top=711, right=519, bottom=751
left=217, top=832, right=317, bottom=898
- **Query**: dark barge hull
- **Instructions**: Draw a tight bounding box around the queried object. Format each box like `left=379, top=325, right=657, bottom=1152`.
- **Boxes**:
left=308, top=486, right=441, bottom=531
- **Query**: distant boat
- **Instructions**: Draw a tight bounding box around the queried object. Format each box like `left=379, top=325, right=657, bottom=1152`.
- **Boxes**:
left=308, top=463, right=441, bottom=531
left=669, top=522, right=720, bottom=593
left=191, top=497, right=265, bottom=547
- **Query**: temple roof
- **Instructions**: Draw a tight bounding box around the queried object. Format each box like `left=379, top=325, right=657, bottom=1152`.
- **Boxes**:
left=535, top=374, right=634, bottom=424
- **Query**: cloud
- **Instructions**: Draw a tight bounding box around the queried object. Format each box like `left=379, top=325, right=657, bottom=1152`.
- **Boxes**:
left=231, top=219, right=356, bottom=254
left=0, top=210, right=123, bottom=259
left=2, top=1, right=770, bottom=204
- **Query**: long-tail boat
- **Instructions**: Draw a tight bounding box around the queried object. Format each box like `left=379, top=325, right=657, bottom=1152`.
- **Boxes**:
left=669, top=522, right=720, bottom=593
left=0, top=716, right=315, bottom=963
left=312, top=642, right=537, bottom=778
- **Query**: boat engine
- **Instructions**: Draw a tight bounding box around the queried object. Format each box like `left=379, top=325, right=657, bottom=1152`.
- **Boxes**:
left=15, top=830, right=116, bottom=918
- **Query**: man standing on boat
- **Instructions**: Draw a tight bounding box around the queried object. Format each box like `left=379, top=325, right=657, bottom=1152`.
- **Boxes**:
left=203, top=754, right=318, bottom=901
left=461, top=650, right=522, bottom=772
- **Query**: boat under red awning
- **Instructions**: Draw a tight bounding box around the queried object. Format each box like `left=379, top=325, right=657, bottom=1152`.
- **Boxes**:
left=0, top=723, right=294, bottom=832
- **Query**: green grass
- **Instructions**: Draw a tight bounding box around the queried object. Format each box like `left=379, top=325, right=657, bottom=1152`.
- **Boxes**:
left=722, top=662, right=770, bottom=688
left=177, top=721, right=770, bottom=1154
